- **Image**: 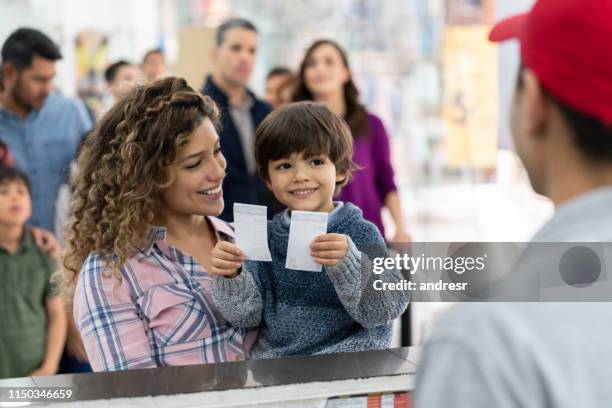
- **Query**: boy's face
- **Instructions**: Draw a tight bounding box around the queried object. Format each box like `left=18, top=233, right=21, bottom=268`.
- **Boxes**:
left=266, top=152, right=344, bottom=213
left=0, top=180, right=32, bottom=226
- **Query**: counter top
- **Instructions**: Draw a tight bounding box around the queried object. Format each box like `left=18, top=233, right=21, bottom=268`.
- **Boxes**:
left=0, top=347, right=420, bottom=403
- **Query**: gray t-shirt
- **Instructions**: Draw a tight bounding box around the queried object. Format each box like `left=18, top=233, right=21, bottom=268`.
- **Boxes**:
left=415, top=187, right=612, bottom=408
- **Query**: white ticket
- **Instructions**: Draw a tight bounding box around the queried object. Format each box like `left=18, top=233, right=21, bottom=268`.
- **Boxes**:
left=233, top=203, right=272, bottom=262
left=285, top=211, right=329, bottom=272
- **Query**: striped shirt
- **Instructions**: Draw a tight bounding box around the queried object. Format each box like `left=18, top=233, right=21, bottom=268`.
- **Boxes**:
left=73, top=217, right=256, bottom=371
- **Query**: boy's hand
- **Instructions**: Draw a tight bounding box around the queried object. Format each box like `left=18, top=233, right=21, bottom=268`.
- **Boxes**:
left=211, top=241, right=246, bottom=278
left=29, top=363, right=57, bottom=377
left=31, top=228, right=61, bottom=262
left=310, top=233, right=349, bottom=266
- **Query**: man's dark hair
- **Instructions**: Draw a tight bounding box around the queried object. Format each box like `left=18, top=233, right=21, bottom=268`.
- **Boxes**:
left=216, top=18, right=257, bottom=46
left=142, top=48, right=163, bottom=64
left=0, top=165, right=31, bottom=193
left=266, top=66, right=291, bottom=81
left=105, top=60, right=132, bottom=83
left=517, top=63, right=612, bottom=161
left=1, top=27, right=62, bottom=70
left=255, top=101, right=357, bottom=191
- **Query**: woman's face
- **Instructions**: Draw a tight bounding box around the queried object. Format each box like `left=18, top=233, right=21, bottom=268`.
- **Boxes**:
left=303, top=43, right=350, bottom=98
left=159, top=117, right=226, bottom=219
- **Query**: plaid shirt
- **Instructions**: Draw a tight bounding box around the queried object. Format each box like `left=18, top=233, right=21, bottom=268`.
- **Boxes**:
left=73, top=217, right=256, bottom=371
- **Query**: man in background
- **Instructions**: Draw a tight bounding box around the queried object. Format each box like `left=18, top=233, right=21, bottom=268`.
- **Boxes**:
left=202, top=18, right=275, bottom=221
left=142, top=48, right=168, bottom=81
left=104, top=60, right=141, bottom=103
left=0, top=27, right=91, bottom=234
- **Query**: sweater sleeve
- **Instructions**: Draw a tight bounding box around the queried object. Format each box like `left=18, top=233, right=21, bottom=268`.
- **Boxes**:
left=370, top=114, right=398, bottom=199
left=325, top=231, right=409, bottom=329
left=212, top=263, right=264, bottom=329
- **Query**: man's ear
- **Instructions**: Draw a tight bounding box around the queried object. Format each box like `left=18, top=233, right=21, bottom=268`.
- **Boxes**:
left=211, top=47, right=219, bottom=64
left=521, top=68, right=549, bottom=137
left=1, top=62, right=17, bottom=87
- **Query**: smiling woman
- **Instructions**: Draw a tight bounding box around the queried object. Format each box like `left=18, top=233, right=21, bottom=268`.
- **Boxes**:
left=292, top=40, right=410, bottom=242
left=62, top=77, right=256, bottom=372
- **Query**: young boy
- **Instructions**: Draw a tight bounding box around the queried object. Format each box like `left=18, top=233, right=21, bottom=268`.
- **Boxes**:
left=0, top=166, right=66, bottom=378
left=210, top=102, right=408, bottom=358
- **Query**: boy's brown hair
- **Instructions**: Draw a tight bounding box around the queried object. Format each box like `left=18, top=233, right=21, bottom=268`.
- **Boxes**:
left=255, top=101, right=357, bottom=190
left=0, top=165, right=31, bottom=193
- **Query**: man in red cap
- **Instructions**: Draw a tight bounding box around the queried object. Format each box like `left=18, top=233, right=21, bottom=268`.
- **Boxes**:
left=415, top=0, right=612, bottom=406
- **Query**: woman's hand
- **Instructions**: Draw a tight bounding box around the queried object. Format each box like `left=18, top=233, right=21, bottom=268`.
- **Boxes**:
left=31, top=227, right=62, bottom=262
left=211, top=241, right=246, bottom=278
left=310, top=233, right=349, bottom=266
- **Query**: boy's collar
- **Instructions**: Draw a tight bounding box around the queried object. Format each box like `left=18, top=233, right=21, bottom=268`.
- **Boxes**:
left=0, top=226, right=31, bottom=255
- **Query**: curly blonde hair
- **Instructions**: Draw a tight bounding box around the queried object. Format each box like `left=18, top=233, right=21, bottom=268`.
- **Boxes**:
left=62, top=77, right=219, bottom=295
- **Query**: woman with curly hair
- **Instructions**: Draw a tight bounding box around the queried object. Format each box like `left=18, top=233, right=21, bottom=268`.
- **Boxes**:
left=293, top=40, right=410, bottom=242
left=63, top=77, right=255, bottom=371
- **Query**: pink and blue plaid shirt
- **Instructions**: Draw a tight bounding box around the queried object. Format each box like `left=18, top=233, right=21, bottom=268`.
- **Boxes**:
left=73, top=217, right=256, bottom=371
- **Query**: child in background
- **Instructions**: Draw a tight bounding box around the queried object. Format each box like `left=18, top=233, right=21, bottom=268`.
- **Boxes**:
left=0, top=166, right=67, bottom=378
left=210, top=102, right=408, bottom=358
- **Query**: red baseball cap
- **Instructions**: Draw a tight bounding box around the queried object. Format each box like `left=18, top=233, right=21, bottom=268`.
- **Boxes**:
left=489, top=0, right=612, bottom=125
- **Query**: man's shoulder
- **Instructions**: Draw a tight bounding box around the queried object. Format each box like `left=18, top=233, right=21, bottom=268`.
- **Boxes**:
left=430, top=302, right=610, bottom=351
left=43, top=92, right=91, bottom=124
left=202, top=76, right=226, bottom=104
left=249, top=93, right=272, bottom=114
left=45, top=92, right=82, bottom=111
left=434, top=303, right=537, bottom=334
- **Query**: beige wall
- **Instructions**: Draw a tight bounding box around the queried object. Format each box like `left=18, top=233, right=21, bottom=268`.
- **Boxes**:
left=176, top=26, right=217, bottom=91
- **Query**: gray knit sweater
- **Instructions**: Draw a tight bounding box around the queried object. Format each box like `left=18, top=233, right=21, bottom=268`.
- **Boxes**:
left=212, top=202, right=409, bottom=359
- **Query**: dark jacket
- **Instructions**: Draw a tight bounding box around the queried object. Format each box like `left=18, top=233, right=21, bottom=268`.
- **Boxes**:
left=202, top=75, right=275, bottom=221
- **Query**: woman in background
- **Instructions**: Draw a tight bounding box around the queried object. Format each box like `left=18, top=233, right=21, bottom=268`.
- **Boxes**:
left=293, top=40, right=410, bottom=241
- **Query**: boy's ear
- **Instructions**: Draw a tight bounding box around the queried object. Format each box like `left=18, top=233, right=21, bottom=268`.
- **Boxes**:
left=265, top=179, right=273, bottom=190
left=335, top=172, right=347, bottom=185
